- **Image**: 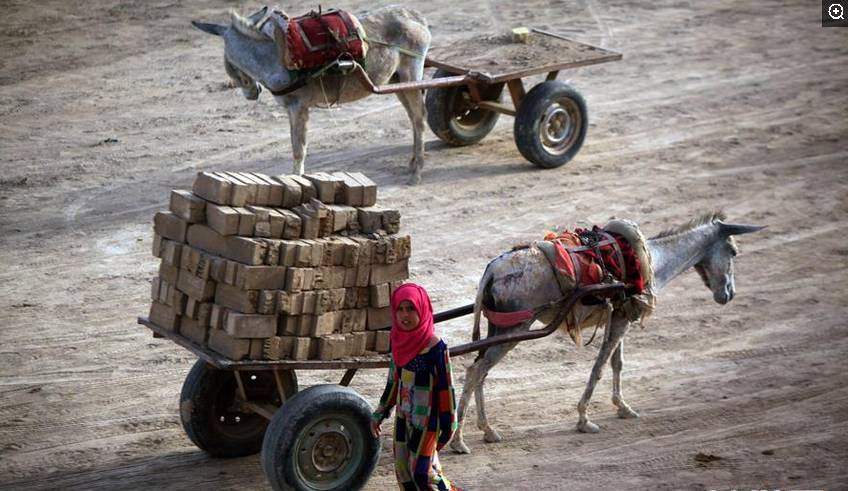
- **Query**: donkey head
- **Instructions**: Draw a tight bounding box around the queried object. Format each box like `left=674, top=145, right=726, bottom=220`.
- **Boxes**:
left=695, top=222, right=765, bottom=304
left=192, top=7, right=293, bottom=100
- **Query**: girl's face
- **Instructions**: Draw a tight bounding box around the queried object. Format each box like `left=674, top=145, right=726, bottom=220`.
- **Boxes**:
left=396, top=300, right=420, bottom=331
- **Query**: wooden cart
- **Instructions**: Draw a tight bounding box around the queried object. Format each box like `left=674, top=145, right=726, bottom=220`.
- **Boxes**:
left=138, top=283, right=623, bottom=490
left=342, top=29, right=621, bottom=169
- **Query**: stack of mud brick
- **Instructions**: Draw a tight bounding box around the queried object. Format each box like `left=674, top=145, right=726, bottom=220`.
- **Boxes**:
left=148, top=171, right=411, bottom=361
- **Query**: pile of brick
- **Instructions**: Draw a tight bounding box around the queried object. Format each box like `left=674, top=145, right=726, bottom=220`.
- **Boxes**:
left=148, top=171, right=410, bottom=361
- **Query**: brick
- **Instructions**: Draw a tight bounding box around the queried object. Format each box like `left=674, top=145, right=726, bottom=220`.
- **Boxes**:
left=233, top=207, right=257, bottom=236
left=266, top=209, right=286, bottom=238
left=365, top=330, right=377, bottom=351
left=370, top=283, right=391, bottom=308
left=277, top=291, right=304, bottom=314
left=208, top=328, right=251, bottom=360
left=290, top=175, right=317, bottom=203
left=152, top=233, right=164, bottom=258
left=277, top=209, right=302, bottom=239
left=248, top=339, right=265, bottom=360
left=293, top=200, right=327, bottom=239
left=186, top=224, right=227, bottom=259
left=285, top=268, right=314, bottom=292
left=293, top=240, right=313, bottom=267
left=236, top=172, right=271, bottom=205
left=184, top=296, right=199, bottom=318
left=395, top=235, right=412, bottom=259
left=159, top=262, right=179, bottom=284
left=352, top=331, right=368, bottom=356
left=225, top=312, right=277, bottom=338
left=170, top=190, right=206, bottom=223
left=252, top=173, right=284, bottom=206
left=291, top=337, right=312, bottom=360
left=264, top=336, right=294, bottom=360
left=367, top=307, right=392, bottom=330
left=382, top=209, right=401, bottom=234
left=301, top=290, right=317, bottom=314
left=275, top=175, right=303, bottom=208
left=370, top=259, right=408, bottom=285
left=177, top=269, right=216, bottom=301
left=224, top=260, right=238, bottom=284
left=210, top=257, right=227, bottom=283
left=347, top=172, right=377, bottom=206
left=280, top=314, right=300, bottom=335
left=318, top=334, right=347, bottom=360
left=340, top=238, right=360, bottom=267
left=151, top=277, right=161, bottom=301
left=297, top=315, right=314, bottom=337
left=343, top=267, right=357, bottom=288
left=206, top=204, right=241, bottom=236
left=304, top=172, right=342, bottom=204
left=220, top=171, right=256, bottom=206
left=374, top=330, right=391, bottom=353
left=236, top=265, right=287, bottom=290
left=311, top=311, right=341, bottom=337
left=357, top=207, right=384, bottom=234
left=154, top=211, right=188, bottom=242
left=215, top=282, right=258, bottom=313
left=324, top=204, right=357, bottom=232
left=332, top=171, right=365, bottom=206
left=257, top=290, right=277, bottom=314
left=193, top=171, right=233, bottom=205
left=350, top=236, right=375, bottom=265
left=196, top=302, right=213, bottom=325
left=355, top=264, right=370, bottom=287
left=356, top=287, right=371, bottom=308
left=227, top=236, right=268, bottom=265
left=343, top=288, right=358, bottom=309
left=259, top=238, right=280, bottom=265
left=210, top=304, right=226, bottom=329
left=149, top=301, right=180, bottom=331
left=180, top=317, right=209, bottom=345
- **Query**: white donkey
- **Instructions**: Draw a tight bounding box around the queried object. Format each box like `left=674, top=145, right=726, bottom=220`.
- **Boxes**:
left=451, top=212, right=765, bottom=454
left=193, top=6, right=431, bottom=184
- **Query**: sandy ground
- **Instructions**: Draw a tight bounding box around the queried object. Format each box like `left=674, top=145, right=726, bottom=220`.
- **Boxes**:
left=1, top=0, right=847, bottom=490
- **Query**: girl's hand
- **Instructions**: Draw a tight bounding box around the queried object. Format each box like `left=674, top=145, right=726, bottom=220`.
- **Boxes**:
left=370, top=420, right=382, bottom=438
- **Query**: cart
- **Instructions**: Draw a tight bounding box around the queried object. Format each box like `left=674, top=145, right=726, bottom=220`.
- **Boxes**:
left=138, top=282, right=623, bottom=490
left=340, top=29, right=621, bottom=169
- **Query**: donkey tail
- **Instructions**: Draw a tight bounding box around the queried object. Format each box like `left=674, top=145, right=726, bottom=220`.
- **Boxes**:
left=472, top=262, right=494, bottom=342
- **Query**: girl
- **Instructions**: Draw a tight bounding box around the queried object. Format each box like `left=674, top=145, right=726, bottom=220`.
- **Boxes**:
left=371, top=283, right=463, bottom=491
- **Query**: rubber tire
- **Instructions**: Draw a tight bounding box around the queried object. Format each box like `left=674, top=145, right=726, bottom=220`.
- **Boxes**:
left=426, top=69, right=501, bottom=146
left=179, top=360, right=298, bottom=458
left=261, top=384, right=379, bottom=491
left=513, top=81, right=588, bottom=168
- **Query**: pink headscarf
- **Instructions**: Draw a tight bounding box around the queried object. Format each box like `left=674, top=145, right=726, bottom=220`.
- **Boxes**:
left=390, top=283, right=435, bottom=367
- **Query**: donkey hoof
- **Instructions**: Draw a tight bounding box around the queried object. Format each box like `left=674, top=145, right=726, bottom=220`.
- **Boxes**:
left=450, top=439, right=472, bottom=454
left=577, top=420, right=600, bottom=433
left=617, top=405, right=640, bottom=419
left=406, top=171, right=422, bottom=186
left=483, top=428, right=502, bottom=443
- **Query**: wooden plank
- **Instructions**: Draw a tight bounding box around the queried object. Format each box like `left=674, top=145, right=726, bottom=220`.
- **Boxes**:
left=426, top=31, right=622, bottom=83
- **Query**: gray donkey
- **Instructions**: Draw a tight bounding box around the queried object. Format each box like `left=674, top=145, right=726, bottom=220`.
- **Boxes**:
left=193, top=6, right=431, bottom=184
left=451, top=212, right=765, bottom=454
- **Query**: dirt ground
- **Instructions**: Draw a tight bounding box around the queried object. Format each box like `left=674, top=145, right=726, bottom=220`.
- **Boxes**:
left=1, top=0, right=847, bottom=489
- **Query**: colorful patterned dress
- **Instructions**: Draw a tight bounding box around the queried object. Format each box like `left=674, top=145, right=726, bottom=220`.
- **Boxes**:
left=372, top=340, right=461, bottom=491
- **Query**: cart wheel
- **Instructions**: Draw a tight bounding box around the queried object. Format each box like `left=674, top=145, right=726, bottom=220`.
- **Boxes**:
left=514, top=81, right=588, bottom=168
left=426, top=69, right=502, bottom=146
left=179, top=360, right=298, bottom=458
left=261, top=384, right=379, bottom=491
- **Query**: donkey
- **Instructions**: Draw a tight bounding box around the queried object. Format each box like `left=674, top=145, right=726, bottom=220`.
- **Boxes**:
left=450, top=212, right=765, bottom=454
left=192, top=6, right=431, bottom=184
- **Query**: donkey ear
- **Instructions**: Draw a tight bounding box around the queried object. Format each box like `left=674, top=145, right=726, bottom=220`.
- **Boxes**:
left=191, top=21, right=227, bottom=36
left=720, top=223, right=767, bottom=236
left=247, top=6, right=269, bottom=24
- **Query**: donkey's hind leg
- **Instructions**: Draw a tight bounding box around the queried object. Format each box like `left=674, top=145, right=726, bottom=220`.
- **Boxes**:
left=576, top=314, right=630, bottom=433
left=393, top=57, right=427, bottom=184
left=611, top=339, right=639, bottom=419
left=451, top=322, right=523, bottom=454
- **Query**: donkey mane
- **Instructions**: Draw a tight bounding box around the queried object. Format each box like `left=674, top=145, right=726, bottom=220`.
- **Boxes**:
left=229, top=9, right=269, bottom=40
left=650, top=211, right=728, bottom=240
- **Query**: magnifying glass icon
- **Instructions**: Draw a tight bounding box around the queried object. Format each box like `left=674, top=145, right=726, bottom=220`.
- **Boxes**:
left=829, top=3, right=845, bottom=20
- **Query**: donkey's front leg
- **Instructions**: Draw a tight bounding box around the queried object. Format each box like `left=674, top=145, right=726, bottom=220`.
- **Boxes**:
left=284, top=96, right=309, bottom=175
left=577, top=315, right=629, bottom=433
left=611, top=338, right=639, bottom=419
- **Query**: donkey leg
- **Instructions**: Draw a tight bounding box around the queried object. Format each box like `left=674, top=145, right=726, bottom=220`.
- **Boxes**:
left=576, top=316, right=629, bottom=433
left=284, top=96, right=309, bottom=175
left=393, top=58, right=427, bottom=185
left=474, top=340, right=519, bottom=443
left=394, top=89, right=426, bottom=185
left=451, top=353, right=483, bottom=454
left=611, top=338, right=639, bottom=419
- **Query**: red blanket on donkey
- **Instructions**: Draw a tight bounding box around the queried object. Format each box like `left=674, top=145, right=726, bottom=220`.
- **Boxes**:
left=284, top=8, right=367, bottom=70
left=483, top=226, right=647, bottom=329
